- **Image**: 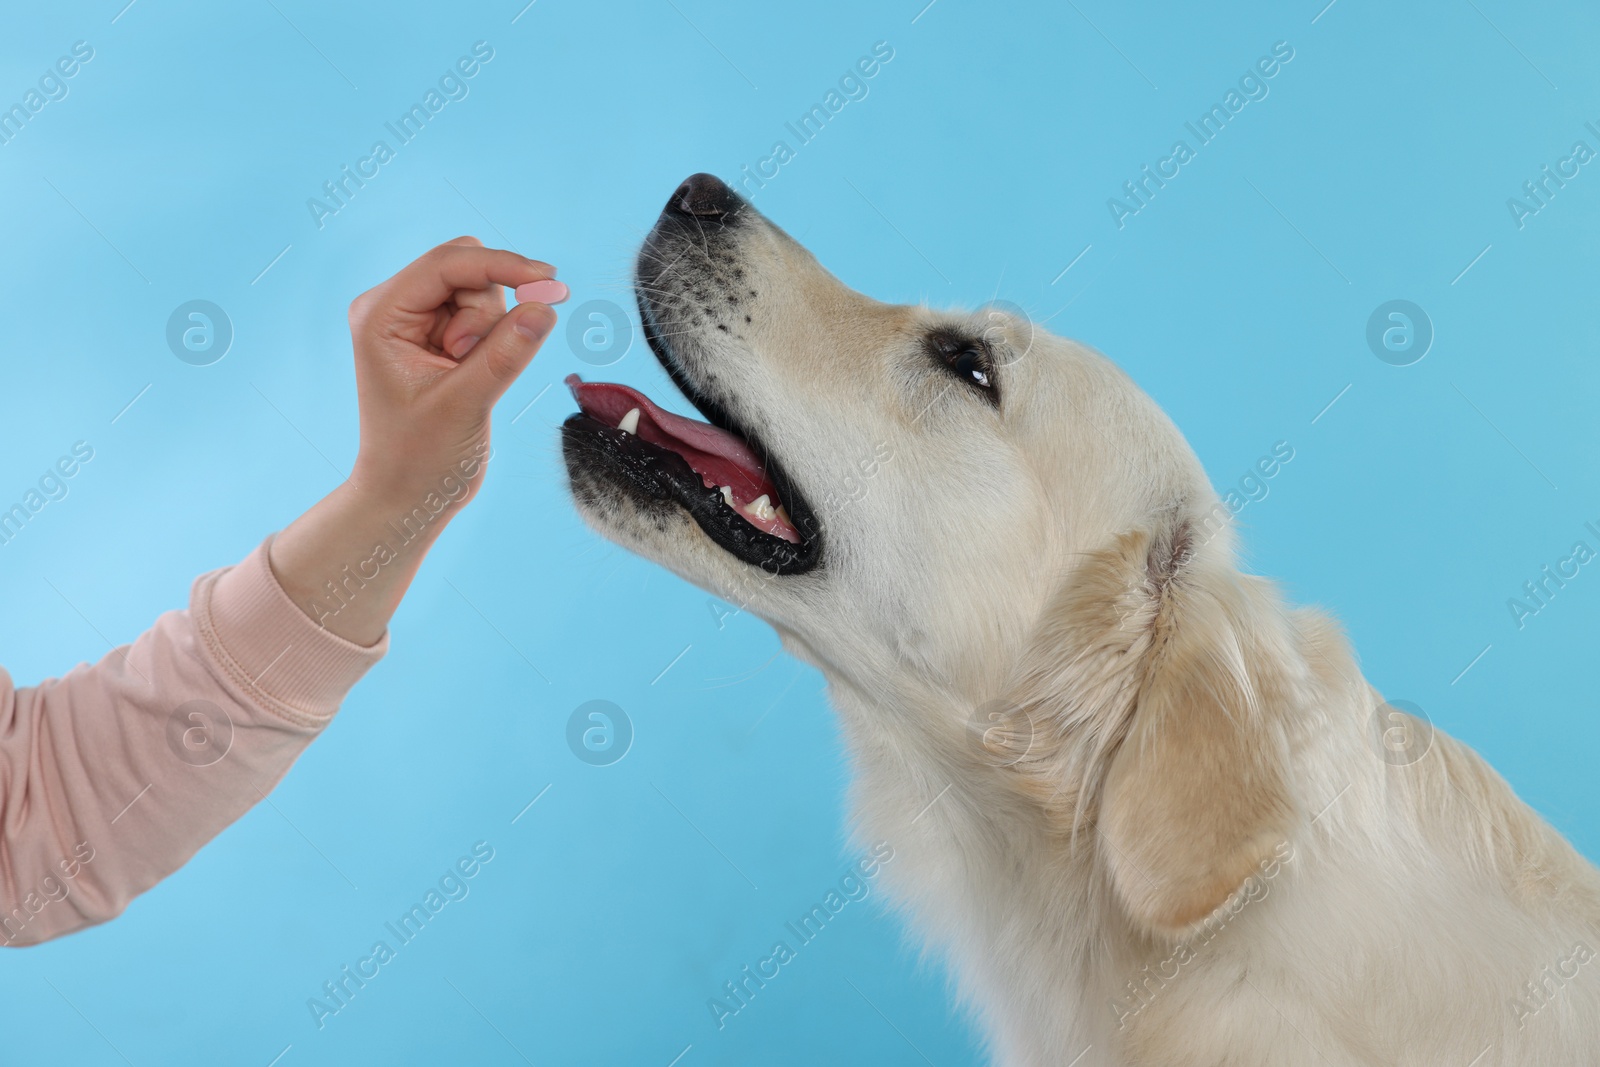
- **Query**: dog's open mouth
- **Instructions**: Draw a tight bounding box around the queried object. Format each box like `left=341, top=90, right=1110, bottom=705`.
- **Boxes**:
left=561, top=368, right=823, bottom=575
left=566, top=374, right=799, bottom=543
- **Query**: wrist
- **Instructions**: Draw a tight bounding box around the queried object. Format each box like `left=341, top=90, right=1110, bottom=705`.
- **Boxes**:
left=350, top=445, right=490, bottom=519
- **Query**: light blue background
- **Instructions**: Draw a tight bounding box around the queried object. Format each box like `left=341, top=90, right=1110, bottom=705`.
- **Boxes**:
left=1, top=1, right=1596, bottom=1063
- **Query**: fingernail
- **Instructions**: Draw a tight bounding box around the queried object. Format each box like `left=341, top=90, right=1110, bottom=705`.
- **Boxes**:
left=453, top=335, right=480, bottom=357
left=515, top=279, right=569, bottom=305
left=514, top=305, right=556, bottom=341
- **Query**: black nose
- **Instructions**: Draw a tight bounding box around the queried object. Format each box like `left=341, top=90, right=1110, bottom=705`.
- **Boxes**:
left=668, top=173, right=740, bottom=218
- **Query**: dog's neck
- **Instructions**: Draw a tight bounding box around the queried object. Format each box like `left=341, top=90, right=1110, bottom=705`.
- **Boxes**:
left=818, top=669, right=1128, bottom=1063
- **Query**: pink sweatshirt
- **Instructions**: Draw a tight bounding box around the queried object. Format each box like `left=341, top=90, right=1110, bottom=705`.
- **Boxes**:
left=0, top=536, right=386, bottom=946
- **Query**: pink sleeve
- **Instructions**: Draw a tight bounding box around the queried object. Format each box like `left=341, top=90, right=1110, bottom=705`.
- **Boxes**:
left=0, top=535, right=387, bottom=946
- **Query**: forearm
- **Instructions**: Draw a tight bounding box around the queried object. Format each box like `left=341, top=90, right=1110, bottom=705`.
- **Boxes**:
left=269, top=465, right=476, bottom=647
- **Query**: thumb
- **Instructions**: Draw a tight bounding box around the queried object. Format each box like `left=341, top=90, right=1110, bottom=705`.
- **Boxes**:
left=448, top=301, right=558, bottom=408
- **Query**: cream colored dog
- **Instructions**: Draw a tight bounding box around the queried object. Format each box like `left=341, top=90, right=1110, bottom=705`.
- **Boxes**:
left=560, top=174, right=1600, bottom=1065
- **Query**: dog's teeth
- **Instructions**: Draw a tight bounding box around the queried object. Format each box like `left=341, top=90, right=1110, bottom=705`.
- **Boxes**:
left=719, top=485, right=735, bottom=508
left=775, top=505, right=792, bottom=525
left=744, top=494, right=776, bottom=521
left=616, top=407, right=641, bottom=435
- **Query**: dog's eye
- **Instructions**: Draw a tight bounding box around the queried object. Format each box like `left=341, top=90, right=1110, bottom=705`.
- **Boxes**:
left=924, top=328, right=999, bottom=403
left=950, top=347, right=993, bottom=390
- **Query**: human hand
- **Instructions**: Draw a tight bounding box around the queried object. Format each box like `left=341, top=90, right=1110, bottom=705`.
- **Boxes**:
left=345, top=236, right=568, bottom=506
left=267, top=237, right=568, bottom=645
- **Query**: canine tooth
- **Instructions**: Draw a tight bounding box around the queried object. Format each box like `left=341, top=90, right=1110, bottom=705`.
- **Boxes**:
left=617, top=407, right=641, bottom=435
left=776, top=505, right=792, bottom=525
left=719, top=485, right=735, bottom=508
left=744, top=494, right=776, bottom=521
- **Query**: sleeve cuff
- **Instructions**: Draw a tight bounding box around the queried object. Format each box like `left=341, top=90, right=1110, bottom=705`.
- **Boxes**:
left=190, top=534, right=388, bottom=728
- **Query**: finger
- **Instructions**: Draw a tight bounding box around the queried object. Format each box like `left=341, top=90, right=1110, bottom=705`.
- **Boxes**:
left=446, top=300, right=558, bottom=408
left=442, top=285, right=509, bottom=359
left=351, top=237, right=493, bottom=335
left=381, top=242, right=555, bottom=316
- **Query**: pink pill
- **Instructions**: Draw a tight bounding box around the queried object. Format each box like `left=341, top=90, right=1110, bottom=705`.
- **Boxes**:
left=515, top=279, right=570, bottom=305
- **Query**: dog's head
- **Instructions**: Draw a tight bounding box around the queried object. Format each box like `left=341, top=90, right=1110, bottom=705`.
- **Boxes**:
left=563, top=175, right=1208, bottom=687
left=563, top=175, right=1306, bottom=934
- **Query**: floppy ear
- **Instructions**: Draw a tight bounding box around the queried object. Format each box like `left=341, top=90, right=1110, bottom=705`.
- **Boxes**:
left=1097, top=526, right=1299, bottom=933
left=993, top=519, right=1299, bottom=935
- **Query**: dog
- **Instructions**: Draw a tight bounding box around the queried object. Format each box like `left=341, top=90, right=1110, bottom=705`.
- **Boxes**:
left=560, top=173, right=1600, bottom=1065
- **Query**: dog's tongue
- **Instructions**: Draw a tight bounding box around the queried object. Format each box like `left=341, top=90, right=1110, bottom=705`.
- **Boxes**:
left=566, top=374, right=799, bottom=543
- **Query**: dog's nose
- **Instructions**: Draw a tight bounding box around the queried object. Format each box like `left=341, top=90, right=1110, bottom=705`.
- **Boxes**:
left=668, top=173, right=740, bottom=218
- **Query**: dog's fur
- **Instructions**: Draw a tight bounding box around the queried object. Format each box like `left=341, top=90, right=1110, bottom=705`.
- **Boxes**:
left=564, top=178, right=1600, bottom=1065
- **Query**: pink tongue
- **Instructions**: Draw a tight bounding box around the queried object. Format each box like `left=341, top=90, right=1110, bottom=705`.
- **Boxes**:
left=566, top=375, right=799, bottom=543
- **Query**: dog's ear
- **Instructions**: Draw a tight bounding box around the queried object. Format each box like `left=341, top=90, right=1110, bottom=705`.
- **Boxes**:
left=1097, top=526, right=1299, bottom=933
left=993, top=519, right=1299, bottom=935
